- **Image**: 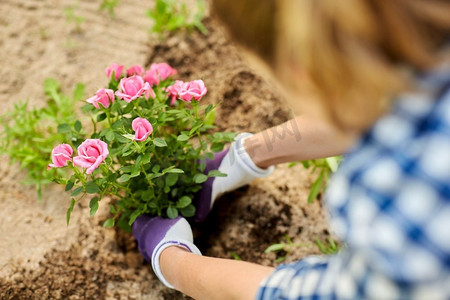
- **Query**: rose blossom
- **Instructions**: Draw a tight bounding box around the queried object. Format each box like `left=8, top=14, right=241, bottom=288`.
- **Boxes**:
left=165, top=80, right=184, bottom=105
left=132, top=117, right=153, bottom=142
left=178, top=80, right=207, bottom=102
left=47, top=144, right=73, bottom=169
left=126, top=65, right=144, bottom=77
left=86, top=88, right=115, bottom=109
left=73, top=139, right=109, bottom=174
left=143, top=63, right=177, bottom=86
left=115, top=75, right=155, bottom=103
left=105, top=63, right=124, bottom=81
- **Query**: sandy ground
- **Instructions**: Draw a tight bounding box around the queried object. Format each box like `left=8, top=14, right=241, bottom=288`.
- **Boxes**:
left=0, top=1, right=331, bottom=299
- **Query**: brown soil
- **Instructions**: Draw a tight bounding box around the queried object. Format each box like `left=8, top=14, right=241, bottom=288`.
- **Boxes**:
left=0, top=1, right=330, bottom=299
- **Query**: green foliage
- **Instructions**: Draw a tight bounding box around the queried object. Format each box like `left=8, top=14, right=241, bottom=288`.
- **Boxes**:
left=290, top=156, right=342, bottom=203
left=315, top=238, right=340, bottom=255
left=0, top=79, right=85, bottom=200
left=147, top=0, right=208, bottom=37
left=100, top=0, right=120, bottom=18
left=265, top=235, right=341, bottom=263
left=264, top=235, right=312, bottom=263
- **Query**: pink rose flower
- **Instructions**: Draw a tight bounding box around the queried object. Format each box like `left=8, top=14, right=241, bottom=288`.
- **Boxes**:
left=73, top=139, right=109, bottom=174
left=165, top=80, right=184, bottom=105
left=86, top=88, right=115, bottom=109
left=47, top=144, right=73, bottom=170
left=126, top=65, right=144, bottom=77
left=105, top=63, right=124, bottom=81
left=143, top=63, right=177, bottom=86
left=178, top=80, right=207, bottom=102
left=132, top=117, right=153, bottom=142
left=115, top=75, right=155, bottom=103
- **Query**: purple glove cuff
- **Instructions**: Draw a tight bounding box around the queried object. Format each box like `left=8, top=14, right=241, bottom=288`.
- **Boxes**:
left=132, top=215, right=181, bottom=262
left=194, top=148, right=230, bottom=222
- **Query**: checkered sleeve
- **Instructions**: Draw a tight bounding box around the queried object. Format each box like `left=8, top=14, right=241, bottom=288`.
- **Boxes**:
left=257, top=73, right=450, bottom=300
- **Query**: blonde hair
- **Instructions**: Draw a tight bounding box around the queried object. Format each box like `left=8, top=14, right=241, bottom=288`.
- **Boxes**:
left=212, top=0, right=450, bottom=130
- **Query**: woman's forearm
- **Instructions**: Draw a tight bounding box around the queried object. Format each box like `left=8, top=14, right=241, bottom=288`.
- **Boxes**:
left=244, top=115, right=357, bottom=168
left=160, top=247, right=274, bottom=300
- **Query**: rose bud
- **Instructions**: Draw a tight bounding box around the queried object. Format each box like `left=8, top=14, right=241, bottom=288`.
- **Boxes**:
left=143, top=63, right=177, bottom=86
left=126, top=65, right=145, bottom=77
left=115, top=75, right=155, bottom=103
left=86, top=88, right=115, bottom=109
left=165, top=80, right=184, bottom=105
left=132, top=117, right=153, bottom=142
left=178, top=80, right=207, bottom=102
left=105, top=63, right=124, bottom=81
left=73, top=139, right=109, bottom=174
left=47, top=144, right=73, bottom=170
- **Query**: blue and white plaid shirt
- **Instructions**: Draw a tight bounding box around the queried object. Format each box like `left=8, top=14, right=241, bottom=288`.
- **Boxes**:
left=257, top=69, right=450, bottom=300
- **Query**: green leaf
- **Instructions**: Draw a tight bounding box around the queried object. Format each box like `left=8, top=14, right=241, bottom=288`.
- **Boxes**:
left=44, top=78, right=60, bottom=95
left=205, top=104, right=214, bottom=114
left=210, top=142, right=224, bottom=153
left=81, top=104, right=94, bottom=114
left=177, top=134, right=189, bottom=141
left=308, top=172, right=324, bottom=203
left=130, top=169, right=141, bottom=178
left=165, top=173, right=178, bottom=187
left=167, top=206, right=178, bottom=219
left=176, top=196, right=191, bottom=208
left=152, top=165, right=160, bottom=173
left=179, top=204, right=195, bottom=217
left=193, top=173, right=208, bottom=184
left=70, top=186, right=83, bottom=197
left=57, top=123, right=71, bottom=134
left=141, top=152, right=151, bottom=165
left=208, top=170, right=227, bottom=177
left=74, top=120, right=82, bottom=132
left=264, top=243, right=286, bottom=253
left=66, top=198, right=76, bottom=225
left=65, top=180, right=75, bottom=192
left=122, top=133, right=135, bottom=140
left=120, top=165, right=133, bottom=173
left=115, top=133, right=129, bottom=143
left=325, top=156, right=340, bottom=173
left=166, top=168, right=184, bottom=174
left=97, top=113, right=107, bottom=122
left=153, top=137, right=167, bottom=147
left=103, top=218, right=115, bottom=228
left=106, top=130, right=115, bottom=142
left=119, top=174, right=131, bottom=183
left=128, top=210, right=142, bottom=225
left=73, top=83, right=85, bottom=101
left=89, top=196, right=99, bottom=216
left=85, top=181, right=100, bottom=194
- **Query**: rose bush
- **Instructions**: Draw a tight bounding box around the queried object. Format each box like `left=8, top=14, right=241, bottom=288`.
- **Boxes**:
left=49, top=62, right=234, bottom=231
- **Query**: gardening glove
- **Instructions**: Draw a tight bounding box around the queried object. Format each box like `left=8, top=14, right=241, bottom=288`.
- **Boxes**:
left=195, top=132, right=274, bottom=222
left=133, top=215, right=201, bottom=288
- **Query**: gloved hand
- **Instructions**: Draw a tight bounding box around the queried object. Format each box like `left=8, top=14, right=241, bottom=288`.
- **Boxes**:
left=133, top=215, right=201, bottom=288
left=195, top=133, right=274, bottom=222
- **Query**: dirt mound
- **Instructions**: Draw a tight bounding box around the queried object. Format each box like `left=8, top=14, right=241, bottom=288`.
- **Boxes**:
left=0, top=4, right=330, bottom=299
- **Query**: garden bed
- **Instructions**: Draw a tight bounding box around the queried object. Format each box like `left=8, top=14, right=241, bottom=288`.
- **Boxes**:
left=0, top=1, right=330, bottom=298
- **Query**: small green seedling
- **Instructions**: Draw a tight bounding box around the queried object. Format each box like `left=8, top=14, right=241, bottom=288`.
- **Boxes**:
left=290, top=156, right=342, bottom=203
left=100, top=0, right=120, bottom=18
left=315, top=237, right=340, bottom=255
left=265, top=235, right=313, bottom=263
left=229, top=252, right=242, bottom=261
left=147, top=0, right=208, bottom=38
left=0, top=79, right=85, bottom=200
left=64, top=6, right=86, bottom=32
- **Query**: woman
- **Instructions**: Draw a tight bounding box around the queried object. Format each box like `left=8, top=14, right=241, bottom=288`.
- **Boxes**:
left=133, top=0, right=450, bottom=299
